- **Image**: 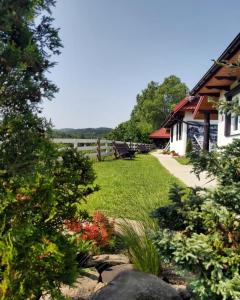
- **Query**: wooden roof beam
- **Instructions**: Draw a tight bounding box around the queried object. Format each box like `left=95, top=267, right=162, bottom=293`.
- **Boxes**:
left=199, top=93, right=220, bottom=97
left=206, top=85, right=230, bottom=91
left=215, top=75, right=237, bottom=81
left=198, top=109, right=218, bottom=114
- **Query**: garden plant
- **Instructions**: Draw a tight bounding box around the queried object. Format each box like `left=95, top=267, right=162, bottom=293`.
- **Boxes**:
left=0, top=1, right=96, bottom=299
left=152, top=140, right=240, bottom=299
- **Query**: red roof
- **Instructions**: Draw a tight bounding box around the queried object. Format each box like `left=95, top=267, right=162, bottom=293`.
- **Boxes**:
left=149, top=128, right=170, bottom=139
left=173, top=96, right=199, bottom=112
left=162, top=96, right=201, bottom=128
left=173, top=97, right=189, bottom=112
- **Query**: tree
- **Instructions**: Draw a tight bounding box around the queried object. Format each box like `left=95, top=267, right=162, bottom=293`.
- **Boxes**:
left=108, top=120, right=147, bottom=142
left=111, top=76, right=188, bottom=143
left=0, top=1, right=96, bottom=299
left=131, top=76, right=188, bottom=130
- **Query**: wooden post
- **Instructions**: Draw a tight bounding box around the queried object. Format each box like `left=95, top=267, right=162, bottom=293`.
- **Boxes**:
left=113, top=140, right=117, bottom=159
left=97, top=138, right=101, bottom=161
left=203, top=112, right=210, bottom=152
left=105, top=141, right=108, bottom=154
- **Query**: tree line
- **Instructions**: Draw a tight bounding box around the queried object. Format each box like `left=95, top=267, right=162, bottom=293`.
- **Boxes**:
left=52, top=127, right=112, bottom=139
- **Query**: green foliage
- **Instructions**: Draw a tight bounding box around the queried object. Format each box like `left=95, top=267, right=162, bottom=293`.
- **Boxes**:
left=0, top=1, right=96, bottom=299
left=0, top=145, right=97, bottom=299
left=185, top=139, right=193, bottom=156
left=120, top=220, right=162, bottom=276
left=151, top=184, right=203, bottom=232
left=152, top=139, right=240, bottom=299
left=107, top=120, right=148, bottom=143
left=110, top=76, right=188, bottom=143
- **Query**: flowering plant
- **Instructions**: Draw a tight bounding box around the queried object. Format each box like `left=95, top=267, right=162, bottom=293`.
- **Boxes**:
left=66, top=211, right=115, bottom=250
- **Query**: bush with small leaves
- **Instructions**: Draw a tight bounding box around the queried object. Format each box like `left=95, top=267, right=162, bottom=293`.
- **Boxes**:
left=152, top=139, right=240, bottom=299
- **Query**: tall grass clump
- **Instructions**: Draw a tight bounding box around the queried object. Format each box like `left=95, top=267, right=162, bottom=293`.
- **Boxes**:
left=119, top=218, right=161, bottom=276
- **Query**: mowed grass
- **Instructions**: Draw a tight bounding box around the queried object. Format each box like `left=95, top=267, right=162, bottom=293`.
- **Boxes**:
left=174, top=156, right=190, bottom=165
left=82, top=154, right=183, bottom=220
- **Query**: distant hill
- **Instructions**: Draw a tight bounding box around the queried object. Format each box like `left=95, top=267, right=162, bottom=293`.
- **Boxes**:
left=52, top=127, right=112, bottom=139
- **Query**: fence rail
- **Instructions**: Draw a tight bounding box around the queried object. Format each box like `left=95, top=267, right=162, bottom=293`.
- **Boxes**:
left=52, top=138, right=153, bottom=161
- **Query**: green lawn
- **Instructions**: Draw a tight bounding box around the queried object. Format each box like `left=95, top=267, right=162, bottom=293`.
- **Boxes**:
left=82, top=154, right=183, bottom=220
left=174, top=156, right=190, bottom=165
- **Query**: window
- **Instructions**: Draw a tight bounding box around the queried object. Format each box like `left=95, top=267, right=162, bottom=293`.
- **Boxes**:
left=175, top=121, right=182, bottom=141
left=231, top=114, right=239, bottom=132
left=225, top=85, right=240, bottom=136
left=224, top=113, right=231, bottom=137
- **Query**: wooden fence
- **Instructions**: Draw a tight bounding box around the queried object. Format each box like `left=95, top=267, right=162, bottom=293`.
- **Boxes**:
left=52, top=138, right=153, bottom=161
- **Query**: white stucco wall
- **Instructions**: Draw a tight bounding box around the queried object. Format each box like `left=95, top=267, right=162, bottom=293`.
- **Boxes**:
left=170, top=112, right=218, bottom=156
left=217, top=90, right=240, bottom=147
left=170, top=112, right=194, bottom=156
left=170, top=117, right=187, bottom=156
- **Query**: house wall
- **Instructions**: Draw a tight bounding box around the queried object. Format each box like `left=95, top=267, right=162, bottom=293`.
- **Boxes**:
left=170, top=112, right=218, bottom=156
left=170, top=112, right=194, bottom=156
left=217, top=88, right=240, bottom=147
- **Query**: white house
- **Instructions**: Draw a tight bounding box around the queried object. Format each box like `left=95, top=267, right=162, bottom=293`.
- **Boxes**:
left=190, top=33, right=240, bottom=147
left=159, top=34, right=240, bottom=154
left=162, top=96, right=218, bottom=156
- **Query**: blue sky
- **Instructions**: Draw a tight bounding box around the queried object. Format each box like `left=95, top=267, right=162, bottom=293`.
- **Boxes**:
left=43, top=0, right=240, bottom=129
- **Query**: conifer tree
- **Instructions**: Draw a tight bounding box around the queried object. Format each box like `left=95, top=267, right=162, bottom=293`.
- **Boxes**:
left=0, top=1, right=95, bottom=299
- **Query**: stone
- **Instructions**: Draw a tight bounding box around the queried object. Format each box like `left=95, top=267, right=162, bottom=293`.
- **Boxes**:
left=101, top=264, right=133, bottom=283
left=93, top=282, right=106, bottom=293
left=172, top=285, right=192, bottom=300
left=91, top=269, right=182, bottom=300
left=87, top=254, right=129, bottom=267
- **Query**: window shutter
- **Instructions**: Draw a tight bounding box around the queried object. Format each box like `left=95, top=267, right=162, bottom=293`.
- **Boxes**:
left=224, top=113, right=231, bottom=137
left=179, top=121, right=183, bottom=140
left=170, top=127, right=173, bottom=142
left=176, top=123, right=179, bottom=141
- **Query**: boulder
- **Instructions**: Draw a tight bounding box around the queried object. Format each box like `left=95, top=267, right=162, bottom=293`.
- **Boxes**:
left=91, top=269, right=182, bottom=300
left=101, top=264, right=133, bottom=283
left=87, top=254, right=129, bottom=267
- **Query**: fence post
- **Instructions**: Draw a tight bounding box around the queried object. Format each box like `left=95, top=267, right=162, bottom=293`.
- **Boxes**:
left=105, top=141, right=108, bottom=154
left=97, top=138, right=101, bottom=161
left=113, top=140, right=117, bottom=158
left=74, top=139, right=78, bottom=148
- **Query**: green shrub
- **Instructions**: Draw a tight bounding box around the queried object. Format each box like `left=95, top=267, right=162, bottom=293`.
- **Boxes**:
left=185, top=139, right=193, bottom=156
left=152, top=140, right=240, bottom=299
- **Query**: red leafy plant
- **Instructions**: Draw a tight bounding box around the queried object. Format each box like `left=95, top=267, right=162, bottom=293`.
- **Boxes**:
left=65, top=211, right=115, bottom=250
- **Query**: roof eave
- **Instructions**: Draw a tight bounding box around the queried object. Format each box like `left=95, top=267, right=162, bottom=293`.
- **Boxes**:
left=190, top=33, right=240, bottom=96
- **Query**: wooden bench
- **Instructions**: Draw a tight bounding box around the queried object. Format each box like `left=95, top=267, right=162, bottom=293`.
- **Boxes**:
left=137, top=144, right=150, bottom=154
left=113, top=142, right=136, bottom=159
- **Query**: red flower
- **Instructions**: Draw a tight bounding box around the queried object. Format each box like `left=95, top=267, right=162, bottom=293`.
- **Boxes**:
left=66, top=211, right=115, bottom=249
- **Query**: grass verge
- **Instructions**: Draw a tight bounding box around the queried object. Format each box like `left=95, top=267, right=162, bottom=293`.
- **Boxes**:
left=174, top=156, right=190, bottom=165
